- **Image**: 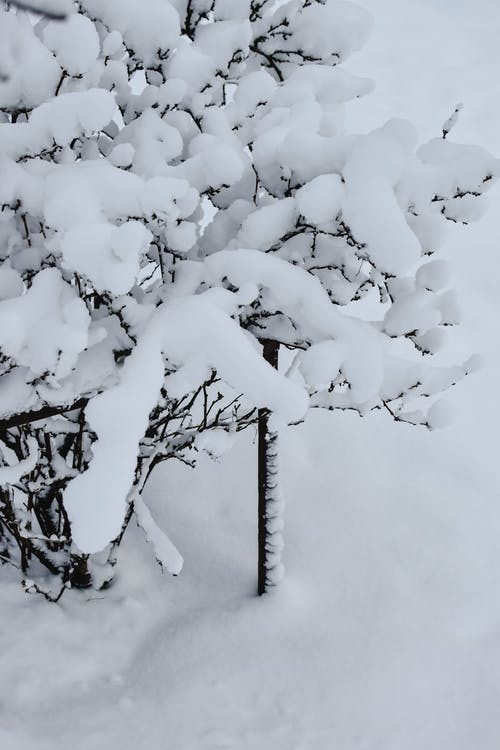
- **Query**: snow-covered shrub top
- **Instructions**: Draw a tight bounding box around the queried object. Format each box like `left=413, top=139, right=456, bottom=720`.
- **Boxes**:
left=0, top=0, right=497, bottom=556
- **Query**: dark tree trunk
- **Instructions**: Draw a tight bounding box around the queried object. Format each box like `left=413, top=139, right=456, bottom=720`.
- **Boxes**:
left=69, top=554, right=92, bottom=589
left=257, top=339, right=284, bottom=596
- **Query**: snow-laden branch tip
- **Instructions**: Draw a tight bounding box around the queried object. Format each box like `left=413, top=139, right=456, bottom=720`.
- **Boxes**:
left=442, top=102, right=463, bottom=139
left=134, top=496, right=183, bottom=576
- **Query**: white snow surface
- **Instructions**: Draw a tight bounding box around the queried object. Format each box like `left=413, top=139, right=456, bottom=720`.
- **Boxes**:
left=2, top=2, right=500, bottom=749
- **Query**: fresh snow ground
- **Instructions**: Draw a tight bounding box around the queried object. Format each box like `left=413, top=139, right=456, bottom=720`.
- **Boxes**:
left=2, top=1, right=500, bottom=748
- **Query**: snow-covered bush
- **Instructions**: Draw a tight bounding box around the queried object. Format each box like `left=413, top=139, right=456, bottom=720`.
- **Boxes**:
left=0, top=0, right=496, bottom=598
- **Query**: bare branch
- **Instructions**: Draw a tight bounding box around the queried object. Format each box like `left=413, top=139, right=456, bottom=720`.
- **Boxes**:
left=0, top=398, right=88, bottom=432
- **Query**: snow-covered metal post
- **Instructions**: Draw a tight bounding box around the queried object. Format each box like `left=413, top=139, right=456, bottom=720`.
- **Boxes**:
left=258, top=339, right=284, bottom=595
